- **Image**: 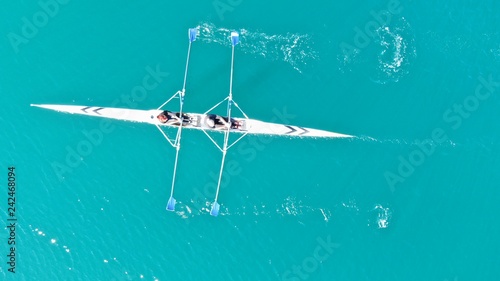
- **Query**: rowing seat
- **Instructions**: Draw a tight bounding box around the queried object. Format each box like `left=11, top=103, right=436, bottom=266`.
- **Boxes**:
left=235, top=119, right=247, bottom=131
left=190, top=115, right=202, bottom=127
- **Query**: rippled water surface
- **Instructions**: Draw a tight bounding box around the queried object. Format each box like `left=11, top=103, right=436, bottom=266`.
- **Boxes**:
left=1, top=1, right=499, bottom=280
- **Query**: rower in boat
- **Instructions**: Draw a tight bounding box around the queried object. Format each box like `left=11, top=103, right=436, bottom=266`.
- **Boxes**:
left=207, top=114, right=228, bottom=129
left=157, top=110, right=181, bottom=125
left=207, top=114, right=242, bottom=130
left=158, top=110, right=192, bottom=126
left=225, top=117, right=243, bottom=129
left=175, top=112, right=192, bottom=125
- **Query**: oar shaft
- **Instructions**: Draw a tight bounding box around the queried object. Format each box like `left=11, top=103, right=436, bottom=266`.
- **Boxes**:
left=170, top=144, right=181, bottom=197
left=170, top=94, right=184, bottom=197
left=215, top=42, right=236, bottom=201
left=182, top=42, right=192, bottom=92
left=166, top=28, right=198, bottom=211
left=214, top=148, right=227, bottom=202
left=229, top=46, right=235, bottom=99
left=210, top=31, right=239, bottom=216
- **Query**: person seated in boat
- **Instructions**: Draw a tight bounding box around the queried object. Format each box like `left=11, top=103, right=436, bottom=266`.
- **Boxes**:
left=175, top=112, right=191, bottom=125
left=222, top=117, right=242, bottom=130
left=207, top=114, right=242, bottom=130
left=157, top=110, right=181, bottom=125
left=230, top=119, right=243, bottom=130
left=207, top=114, right=230, bottom=129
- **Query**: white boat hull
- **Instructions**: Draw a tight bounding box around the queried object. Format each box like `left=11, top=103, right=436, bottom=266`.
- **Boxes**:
left=31, top=104, right=352, bottom=138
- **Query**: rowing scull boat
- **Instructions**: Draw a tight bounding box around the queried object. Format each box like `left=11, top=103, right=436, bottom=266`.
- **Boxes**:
left=32, top=28, right=352, bottom=216
left=29, top=104, right=352, bottom=138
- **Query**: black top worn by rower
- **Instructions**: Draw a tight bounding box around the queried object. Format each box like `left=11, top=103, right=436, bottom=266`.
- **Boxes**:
left=175, top=112, right=191, bottom=124
left=175, top=112, right=192, bottom=125
left=222, top=116, right=241, bottom=129
left=207, top=114, right=241, bottom=129
left=159, top=110, right=182, bottom=125
left=210, top=114, right=222, bottom=124
left=163, top=110, right=176, bottom=120
left=207, top=114, right=228, bottom=128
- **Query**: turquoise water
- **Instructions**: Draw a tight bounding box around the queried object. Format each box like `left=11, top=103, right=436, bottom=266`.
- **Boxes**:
left=1, top=0, right=500, bottom=280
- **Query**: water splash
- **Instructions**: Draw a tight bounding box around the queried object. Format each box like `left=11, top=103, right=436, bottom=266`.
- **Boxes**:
left=377, top=27, right=407, bottom=79
left=341, top=199, right=360, bottom=212
left=197, top=22, right=319, bottom=73
left=372, top=17, right=416, bottom=84
left=338, top=17, right=416, bottom=84
left=368, top=204, right=392, bottom=229
left=176, top=196, right=333, bottom=220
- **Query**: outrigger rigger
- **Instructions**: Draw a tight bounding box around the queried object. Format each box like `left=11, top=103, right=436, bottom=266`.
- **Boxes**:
left=31, top=28, right=352, bottom=216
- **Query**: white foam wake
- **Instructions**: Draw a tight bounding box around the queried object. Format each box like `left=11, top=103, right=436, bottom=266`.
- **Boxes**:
left=197, top=22, right=319, bottom=73
left=338, top=16, right=416, bottom=84
left=373, top=18, right=416, bottom=83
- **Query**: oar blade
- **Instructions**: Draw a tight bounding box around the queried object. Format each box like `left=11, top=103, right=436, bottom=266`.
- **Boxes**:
left=189, top=28, right=198, bottom=42
left=230, top=31, right=239, bottom=46
left=210, top=201, right=220, bottom=216
left=166, top=196, right=176, bottom=211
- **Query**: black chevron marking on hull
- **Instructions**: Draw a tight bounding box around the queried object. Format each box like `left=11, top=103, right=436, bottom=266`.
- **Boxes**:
left=93, top=107, right=104, bottom=115
left=298, top=127, right=309, bottom=135
left=81, top=107, right=104, bottom=115
left=81, top=106, right=92, bottom=113
left=285, top=125, right=297, bottom=135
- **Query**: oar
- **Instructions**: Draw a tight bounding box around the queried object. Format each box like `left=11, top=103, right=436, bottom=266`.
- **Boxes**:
left=210, top=31, right=239, bottom=217
left=166, top=27, right=198, bottom=212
